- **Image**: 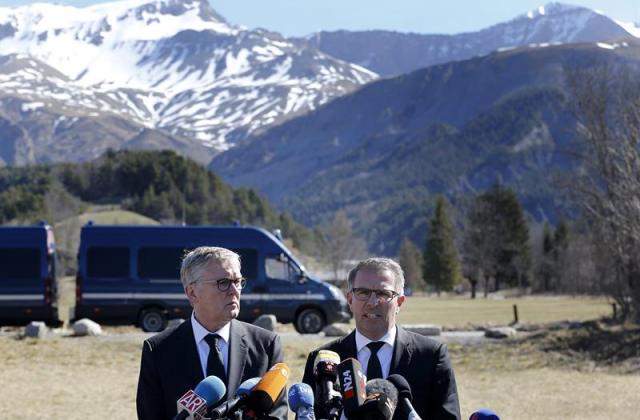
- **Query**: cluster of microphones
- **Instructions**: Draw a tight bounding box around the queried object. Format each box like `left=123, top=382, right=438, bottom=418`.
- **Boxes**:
left=173, top=349, right=499, bottom=420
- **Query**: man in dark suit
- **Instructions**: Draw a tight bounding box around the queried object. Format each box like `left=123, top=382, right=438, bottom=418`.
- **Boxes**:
left=137, top=246, right=287, bottom=420
left=302, top=258, right=460, bottom=420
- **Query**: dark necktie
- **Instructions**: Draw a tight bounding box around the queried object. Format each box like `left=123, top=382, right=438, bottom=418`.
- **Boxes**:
left=366, top=341, right=385, bottom=380
left=204, top=334, right=227, bottom=383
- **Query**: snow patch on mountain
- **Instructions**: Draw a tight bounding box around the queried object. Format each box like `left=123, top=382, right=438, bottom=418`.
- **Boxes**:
left=0, top=0, right=376, bottom=157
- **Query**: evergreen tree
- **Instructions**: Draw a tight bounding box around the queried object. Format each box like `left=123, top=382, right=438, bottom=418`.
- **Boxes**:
left=539, top=222, right=554, bottom=292
left=464, top=184, right=530, bottom=292
left=423, top=196, right=461, bottom=295
left=398, top=238, right=423, bottom=292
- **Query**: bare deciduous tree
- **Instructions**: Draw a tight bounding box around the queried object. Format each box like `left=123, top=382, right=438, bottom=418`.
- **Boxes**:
left=566, top=64, right=640, bottom=321
left=324, top=210, right=366, bottom=281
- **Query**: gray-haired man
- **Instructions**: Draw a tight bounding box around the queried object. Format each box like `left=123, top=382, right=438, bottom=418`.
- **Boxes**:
left=137, top=246, right=287, bottom=420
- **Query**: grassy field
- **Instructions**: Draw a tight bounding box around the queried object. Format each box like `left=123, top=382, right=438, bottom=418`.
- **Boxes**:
left=0, top=322, right=638, bottom=419
left=397, top=294, right=612, bottom=327
left=2, top=290, right=637, bottom=419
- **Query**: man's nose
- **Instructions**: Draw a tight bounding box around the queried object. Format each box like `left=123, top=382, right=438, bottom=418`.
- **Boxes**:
left=365, top=292, right=381, bottom=306
left=227, top=281, right=242, bottom=294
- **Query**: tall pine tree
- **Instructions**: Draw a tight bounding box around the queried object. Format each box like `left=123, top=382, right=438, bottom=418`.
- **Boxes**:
left=423, top=196, right=461, bottom=295
left=399, top=238, right=423, bottom=292
left=463, top=184, right=530, bottom=292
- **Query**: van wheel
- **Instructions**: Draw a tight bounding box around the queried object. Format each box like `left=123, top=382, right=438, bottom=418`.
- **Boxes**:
left=139, top=308, right=167, bottom=332
left=294, top=308, right=325, bottom=334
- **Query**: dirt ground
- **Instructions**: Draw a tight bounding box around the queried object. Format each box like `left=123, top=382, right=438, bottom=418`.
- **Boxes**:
left=0, top=321, right=638, bottom=419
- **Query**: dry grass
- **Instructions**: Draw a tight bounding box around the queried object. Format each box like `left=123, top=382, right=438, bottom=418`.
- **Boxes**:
left=397, top=294, right=611, bottom=327
left=1, top=287, right=632, bottom=419
left=1, top=324, right=638, bottom=420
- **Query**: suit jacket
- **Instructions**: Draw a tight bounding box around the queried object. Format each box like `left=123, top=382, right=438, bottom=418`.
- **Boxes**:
left=137, top=318, right=287, bottom=420
left=302, top=326, right=460, bottom=420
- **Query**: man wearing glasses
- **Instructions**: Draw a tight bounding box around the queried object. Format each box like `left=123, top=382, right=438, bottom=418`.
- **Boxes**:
left=302, top=257, right=460, bottom=420
left=137, top=246, right=287, bottom=420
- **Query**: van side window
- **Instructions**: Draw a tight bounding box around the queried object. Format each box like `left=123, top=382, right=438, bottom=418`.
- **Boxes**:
left=138, top=247, right=185, bottom=279
left=87, top=247, right=129, bottom=278
left=265, top=255, right=300, bottom=282
left=0, top=248, right=40, bottom=279
left=233, top=249, right=257, bottom=280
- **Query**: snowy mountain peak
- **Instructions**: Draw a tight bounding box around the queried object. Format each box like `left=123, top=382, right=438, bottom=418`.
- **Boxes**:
left=521, top=2, right=590, bottom=20
left=0, top=0, right=376, bottom=161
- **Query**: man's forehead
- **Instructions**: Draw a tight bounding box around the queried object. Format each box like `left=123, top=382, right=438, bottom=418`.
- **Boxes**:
left=354, top=268, right=395, bottom=284
left=205, top=259, right=240, bottom=274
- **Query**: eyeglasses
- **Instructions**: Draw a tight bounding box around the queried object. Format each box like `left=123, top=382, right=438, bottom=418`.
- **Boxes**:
left=351, top=287, right=400, bottom=302
left=198, top=277, right=247, bottom=291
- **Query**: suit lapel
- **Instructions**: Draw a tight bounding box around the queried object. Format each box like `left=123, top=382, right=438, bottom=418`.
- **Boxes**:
left=227, top=319, right=248, bottom=396
left=179, top=320, right=205, bottom=387
left=390, top=326, right=413, bottom=375
left=338, top=330, right=358, bottom=361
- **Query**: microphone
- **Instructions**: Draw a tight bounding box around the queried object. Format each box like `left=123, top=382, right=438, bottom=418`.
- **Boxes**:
left=337, top=358, right=367, bottom=419
left=209, top=377, right=260, bottom=419
left=356, top=378, right=399, bottom=420
left=246, top=362, right=290, bottom=417
left=469, top=408, right=500, bottom=420
left=313, top=350, right=342, bottom=420
left=288, top=383, right=316, bottom=420
left=386, top=374, right=421, bottom=420
left=173, top=375, right=226, bottom=420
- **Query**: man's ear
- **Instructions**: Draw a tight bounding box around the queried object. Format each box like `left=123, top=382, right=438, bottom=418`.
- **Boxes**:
left=396, top=295, right=406, bottom=311
left=185, top=283, right=198, bottom=305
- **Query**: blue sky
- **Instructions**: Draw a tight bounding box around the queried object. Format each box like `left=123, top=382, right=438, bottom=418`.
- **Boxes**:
left=0, top=0, right=638, bottom=36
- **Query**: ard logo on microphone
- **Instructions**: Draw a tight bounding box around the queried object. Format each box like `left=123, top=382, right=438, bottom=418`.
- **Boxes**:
left=178, top=390, right=206, bottom=412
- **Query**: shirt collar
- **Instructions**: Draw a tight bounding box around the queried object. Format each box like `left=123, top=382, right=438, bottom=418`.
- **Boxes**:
left=354, top=325, right=397, bottom=353
left=191, top=312, right=231, bottom=344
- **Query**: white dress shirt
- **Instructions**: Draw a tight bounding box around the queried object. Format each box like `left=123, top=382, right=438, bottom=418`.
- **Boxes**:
left=354, top=326, right=397, bottom=379
left=191, top=312, right=231, bottom=378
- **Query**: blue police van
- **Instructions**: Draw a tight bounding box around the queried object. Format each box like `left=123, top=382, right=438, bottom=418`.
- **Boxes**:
left=73, top=223, right=351, bottom=333
left=0, top=223, right=62, bottom=326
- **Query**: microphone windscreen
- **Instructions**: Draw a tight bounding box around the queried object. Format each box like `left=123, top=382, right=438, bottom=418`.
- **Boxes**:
left=248, top=362, right=290, bottom=414
left=469, top=408, right=500, bottom=420
left=314, top=350, right=340, bottom=379
left=288, top=383, right=315, bottom=411
left=194, top=375, right=227, bottom=406
left=385, top=374, right=412, bottom=401
left=364, top=378, right=398, bottom=419
left=314, top=350, right=341, bottom=366
left=236, top=377, right=260, bottom=397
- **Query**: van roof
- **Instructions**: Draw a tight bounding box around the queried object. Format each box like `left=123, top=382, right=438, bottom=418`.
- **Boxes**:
left=0, top=223, right=55, bottom=251
left=79, top=224, right=297, bottom=263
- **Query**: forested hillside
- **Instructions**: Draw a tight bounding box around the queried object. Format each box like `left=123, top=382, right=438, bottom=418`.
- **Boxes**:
left=0, top=149, right=322, bottom=252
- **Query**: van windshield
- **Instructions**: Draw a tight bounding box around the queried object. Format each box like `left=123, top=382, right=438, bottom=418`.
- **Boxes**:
left=0, top=248, right=41, bottom=279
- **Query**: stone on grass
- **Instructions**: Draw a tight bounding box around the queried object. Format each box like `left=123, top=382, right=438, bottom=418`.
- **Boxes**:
left=323, top=324, right=349, bottom=337
left=403, top=324, right=442, bottom=336
left=24, top=321, right=48, bottom=338
left=485, top=327, right=517, bottom=339
left=253, top=314, right=277, bottom=331
left=73, top=318, right=103, bottom=336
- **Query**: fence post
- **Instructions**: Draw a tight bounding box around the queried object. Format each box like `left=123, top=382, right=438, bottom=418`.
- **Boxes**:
left=612, top=303, right=617, bottom=320
left=513, top=304, right=519, bottom=324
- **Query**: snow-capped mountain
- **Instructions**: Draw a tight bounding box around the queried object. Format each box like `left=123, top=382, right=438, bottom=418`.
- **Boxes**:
left=300, top=2, right=639, bottom=76
left=0, top=0, right=376, bottom=164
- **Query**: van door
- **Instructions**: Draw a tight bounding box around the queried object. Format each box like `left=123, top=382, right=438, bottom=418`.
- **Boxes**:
left=0, top=247, right=43, bottom=321
left=80, top=246, right=132, bottom=321
left=262, top=254, right=312, bottom=324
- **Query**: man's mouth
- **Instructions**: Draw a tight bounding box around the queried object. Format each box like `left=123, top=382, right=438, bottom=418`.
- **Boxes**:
left=363, top=313, right=381, bottom=319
